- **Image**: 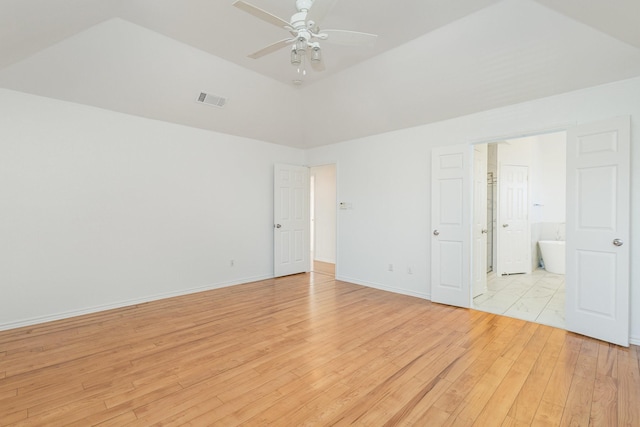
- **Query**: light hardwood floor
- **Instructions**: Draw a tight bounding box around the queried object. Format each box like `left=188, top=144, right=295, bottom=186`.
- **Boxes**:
left=0, top=270, right=638, bottom=426
left=312, top=260, right=335, bottom=276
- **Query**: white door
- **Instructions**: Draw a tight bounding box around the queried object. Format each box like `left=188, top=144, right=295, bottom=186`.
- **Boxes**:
left=497, top=164, right=530, bottom=275
left=274, top=164, right=310, bottom=277
left=472, top=144, right=488, bottom=297
left=566, top=116, right=630, bottom=346
left=431, top=145, right=471, bottom=307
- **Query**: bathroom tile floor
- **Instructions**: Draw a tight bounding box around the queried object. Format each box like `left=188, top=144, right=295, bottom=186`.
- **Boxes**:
left=473, top=268, right=565, bottom=329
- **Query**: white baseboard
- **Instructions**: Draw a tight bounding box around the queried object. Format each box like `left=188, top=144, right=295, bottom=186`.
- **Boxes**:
left=336, top=275, right=430, bottom=300
left=0, top=274, right=272, bottom=332
left=630, top=335, right=640, bottom=346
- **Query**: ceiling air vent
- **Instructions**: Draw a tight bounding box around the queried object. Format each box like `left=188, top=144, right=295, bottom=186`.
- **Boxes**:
left=196, top=92, right=227, bottom=108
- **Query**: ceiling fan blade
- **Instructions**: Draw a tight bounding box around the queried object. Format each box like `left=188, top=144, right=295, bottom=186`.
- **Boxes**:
left=233, top=0, right=291, bottom=29
left=248, top=38, right=294, bottom=59
left=306, top=0, right=338, bottom=28
left=322, top=30, right=378, bottom=47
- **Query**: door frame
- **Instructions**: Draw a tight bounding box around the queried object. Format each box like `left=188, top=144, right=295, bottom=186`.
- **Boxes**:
left=472, top=144, right=488, bottom=298
left=309, top=163, right=338, bottom=275
left=466, top=120, right=630, bottom=346
left=469, top=127, right=569, bottom=288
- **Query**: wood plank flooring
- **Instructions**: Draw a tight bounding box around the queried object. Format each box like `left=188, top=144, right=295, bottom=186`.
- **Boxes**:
left=312, top=260, right=335, bottom=276
left=0, top=270, right=638, bottom=426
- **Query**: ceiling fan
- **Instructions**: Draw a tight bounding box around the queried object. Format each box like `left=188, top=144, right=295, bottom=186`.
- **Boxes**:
left=233, top=0, right=377, bottom=80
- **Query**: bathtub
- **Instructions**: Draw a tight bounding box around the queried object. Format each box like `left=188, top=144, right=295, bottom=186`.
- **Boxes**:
left=538, top=240, right=565, bottom=274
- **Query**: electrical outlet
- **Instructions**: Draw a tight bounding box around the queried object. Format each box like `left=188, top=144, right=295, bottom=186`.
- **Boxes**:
left=388, top=264, right=394, bottom=272
left=407, top=266, right=413, bottom=275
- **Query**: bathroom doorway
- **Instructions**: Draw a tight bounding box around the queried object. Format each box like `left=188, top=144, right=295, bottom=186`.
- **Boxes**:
left=472, top=131, right=567, bottom=328
left=310, top=164, right=337, bottom=276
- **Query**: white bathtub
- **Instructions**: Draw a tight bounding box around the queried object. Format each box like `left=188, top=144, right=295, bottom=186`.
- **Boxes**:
left=538, top=240, right=565, bottom=274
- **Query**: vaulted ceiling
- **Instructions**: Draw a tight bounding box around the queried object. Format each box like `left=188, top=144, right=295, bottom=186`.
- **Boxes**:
left=2, top=0, right=640, bottom=148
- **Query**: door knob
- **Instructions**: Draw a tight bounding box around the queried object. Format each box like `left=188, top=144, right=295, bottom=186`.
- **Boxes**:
left=274, top=224, right=282, bottom=229
left=502, top=224, right=509, bottom=228
left=481, top=229, right=488, bottom=234
left=613, top=239, right=623, bottom=246
left=433, top=230, right=440, bottom=236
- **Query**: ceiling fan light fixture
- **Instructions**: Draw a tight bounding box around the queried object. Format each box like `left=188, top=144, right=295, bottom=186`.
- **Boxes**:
left=311, top=44, right=321, bottom=62
left=296, top=36, right=307, bottom=51
left=291, top=48, right=302, bottom=65
left=235, top=0, right=379, bottom=77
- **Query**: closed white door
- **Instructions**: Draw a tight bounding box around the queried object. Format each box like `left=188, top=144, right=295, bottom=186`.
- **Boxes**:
left=431, top=145, right=471, bottom=307
left=497, top=164, right=530, bottom=275
left=566, top=116, right=630, bottom=346
left=472, top=144, right=488, bottom=297
left=274, top=164, right=310, bottom=277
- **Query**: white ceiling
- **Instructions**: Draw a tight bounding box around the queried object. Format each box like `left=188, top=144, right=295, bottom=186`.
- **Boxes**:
left=1, top=0, right=640, bottom=148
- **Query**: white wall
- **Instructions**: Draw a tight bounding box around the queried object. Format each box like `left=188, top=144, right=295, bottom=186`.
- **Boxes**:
left=2, top=77, right=639, bottom=345
left=307, top=137, right=432, bottom=298
left=531, top=132, right=567, bottom=224
left=306, top=76, right=640, bottom=344
left=525, top=132, right=567, bottom=269
left=0, top=89, right=304, bottom=330
left=310, top=164, right=336, bottom=264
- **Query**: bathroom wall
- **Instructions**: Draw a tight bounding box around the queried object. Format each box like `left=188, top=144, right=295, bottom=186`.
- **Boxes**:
left=529, top=132, right=567, bottom=269
left=492, top=133, right=566, bottom=271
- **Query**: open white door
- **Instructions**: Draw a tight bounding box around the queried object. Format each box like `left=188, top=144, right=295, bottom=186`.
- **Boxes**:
left=566, top=116, right=630, bottom=346
left=274, top=164, right=310, bottom=277
left=431, top=144, right=471, bottom=307
left=497, top=164, right=530, bottom=275
left=472, top=144, right=488, bottom=297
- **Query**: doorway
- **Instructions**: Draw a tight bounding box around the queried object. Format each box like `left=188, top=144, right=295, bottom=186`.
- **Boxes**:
left=432, top=117, right=630, bottom=345
left=472, top=132, right=567, bottom=329
left=310, top=164, right=337, bottom=276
